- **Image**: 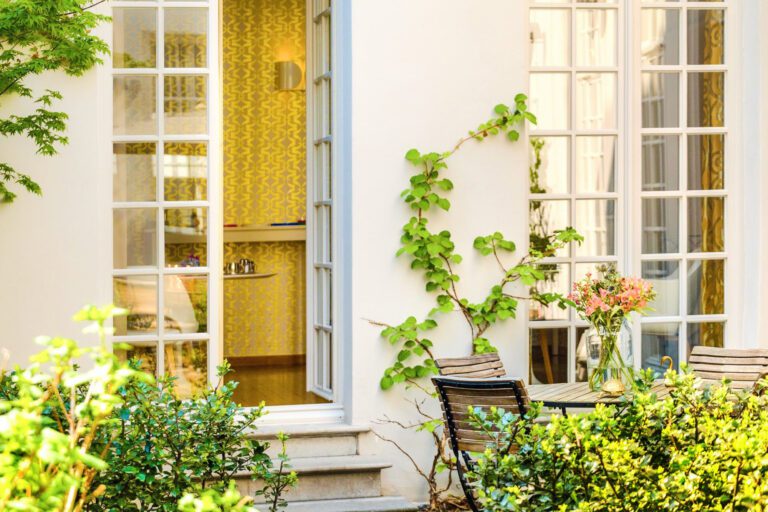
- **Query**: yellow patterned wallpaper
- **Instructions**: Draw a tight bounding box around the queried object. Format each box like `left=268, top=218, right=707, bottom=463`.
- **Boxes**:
left=222, top=0, right=307, bottom=358
left=223, top=0, right=306, bottom=227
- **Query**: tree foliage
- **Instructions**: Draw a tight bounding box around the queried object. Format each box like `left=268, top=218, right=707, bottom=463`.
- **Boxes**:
left=0, top=0, right=109, bottom=202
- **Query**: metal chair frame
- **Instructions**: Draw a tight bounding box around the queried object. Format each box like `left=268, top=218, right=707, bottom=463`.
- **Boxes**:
left=432, top=376, right=529, bottom=512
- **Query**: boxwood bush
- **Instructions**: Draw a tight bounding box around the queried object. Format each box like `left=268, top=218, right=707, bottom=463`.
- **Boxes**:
left=467, top=370, right=768, bottom=511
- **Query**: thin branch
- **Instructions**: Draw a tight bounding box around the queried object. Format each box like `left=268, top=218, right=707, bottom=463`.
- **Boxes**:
left=371, top=430, right=430, bottom=482
left=59, top=0, right=108, bottom=16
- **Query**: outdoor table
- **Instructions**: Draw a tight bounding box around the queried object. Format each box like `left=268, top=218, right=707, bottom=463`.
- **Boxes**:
left=528, top=380, right=672, bottom=415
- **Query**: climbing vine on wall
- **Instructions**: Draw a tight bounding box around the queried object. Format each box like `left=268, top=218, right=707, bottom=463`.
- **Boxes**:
left=376, top=97, right=583, bottom=390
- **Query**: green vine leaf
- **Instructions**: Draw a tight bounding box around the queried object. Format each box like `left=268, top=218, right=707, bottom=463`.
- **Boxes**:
left=377, top=100, right=582, bottom=390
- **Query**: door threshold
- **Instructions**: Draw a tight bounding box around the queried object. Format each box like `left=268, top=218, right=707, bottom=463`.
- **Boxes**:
left=255, top=402, right=345, bottom=426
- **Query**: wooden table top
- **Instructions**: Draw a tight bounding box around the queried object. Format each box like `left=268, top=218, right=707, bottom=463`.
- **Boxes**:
left=528, top=380, right=672, bottom=409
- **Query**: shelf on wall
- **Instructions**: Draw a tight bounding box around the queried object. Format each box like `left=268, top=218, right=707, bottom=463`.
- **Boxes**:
left=165, top=224, right=306, bottom=244
left=223, top=272, right=277, bottom=280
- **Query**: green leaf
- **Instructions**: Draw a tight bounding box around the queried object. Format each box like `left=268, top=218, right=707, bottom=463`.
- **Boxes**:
left=405, top=149, right=421, bottom=162
left=507, top=130, right=520, bottom=142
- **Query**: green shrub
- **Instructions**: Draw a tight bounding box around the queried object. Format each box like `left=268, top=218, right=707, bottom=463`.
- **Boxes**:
left=467, top=370, right=768, bottom=511
left=89, top=362, right=274, bottom=512
left=0, top=305, right=294, bottom=512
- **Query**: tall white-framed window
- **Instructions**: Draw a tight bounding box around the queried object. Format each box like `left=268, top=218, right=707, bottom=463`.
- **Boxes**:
left=306, top=0, right=335, bottom=400
left=528, top=0, right=624, bottom=384
left=111, top=0, right=221, bottom=397
left=527, top=0, right=730, bottom=382
left=636, top=0, right=728, bottom=371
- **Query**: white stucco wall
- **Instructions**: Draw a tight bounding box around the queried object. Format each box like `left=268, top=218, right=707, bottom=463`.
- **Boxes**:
left=0, top=16, right=112, bottom=363
left=0, top=0, right=766, bottom=505
left=347, top=0, right=531, bottom=501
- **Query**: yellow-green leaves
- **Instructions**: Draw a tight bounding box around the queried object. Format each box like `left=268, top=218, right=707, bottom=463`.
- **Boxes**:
left=469, top=370, right=768, bottom=511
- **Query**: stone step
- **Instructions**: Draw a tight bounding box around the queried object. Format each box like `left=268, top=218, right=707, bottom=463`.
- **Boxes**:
left=238, top=455, right=391, bottom=503
left=283, top=496, right=420, bottom=512
left=250, top=424, right=370, bottom=458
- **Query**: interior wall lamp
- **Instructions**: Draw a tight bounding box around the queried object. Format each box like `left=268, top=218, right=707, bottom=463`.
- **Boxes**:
left=275, top=61, right=304, bottom=91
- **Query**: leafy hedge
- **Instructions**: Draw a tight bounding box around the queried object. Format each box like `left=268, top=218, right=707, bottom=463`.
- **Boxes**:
left=468, top=370, right=768, bottom=511
left=0, top=305, right=293, bottom=512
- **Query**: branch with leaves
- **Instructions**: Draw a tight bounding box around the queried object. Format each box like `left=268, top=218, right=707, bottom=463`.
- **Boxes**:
left=0, top=0, right=110, bottom=202
left=376, top=98, right=583, bottom=390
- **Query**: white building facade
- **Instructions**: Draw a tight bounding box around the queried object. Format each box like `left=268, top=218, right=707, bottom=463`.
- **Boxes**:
left=1, top=0, right=768, bottom=504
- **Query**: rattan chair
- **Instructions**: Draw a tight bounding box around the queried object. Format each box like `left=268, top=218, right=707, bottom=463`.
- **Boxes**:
left=432, top=376, right=530, bottom=512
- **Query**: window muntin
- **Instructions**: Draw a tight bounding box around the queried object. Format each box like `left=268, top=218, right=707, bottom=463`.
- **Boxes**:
left=112, top=1, right=213, bottom=397
left=639, top=1, right=727, bottom=371
left=529, top=0, right=622, bottom=384
left=307, top=0, right=334, bottom=399
left=528, top=1, right=728, bottom=380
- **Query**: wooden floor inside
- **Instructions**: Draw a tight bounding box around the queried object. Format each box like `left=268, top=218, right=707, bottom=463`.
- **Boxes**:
left=226, top=360, right=330, bottom=407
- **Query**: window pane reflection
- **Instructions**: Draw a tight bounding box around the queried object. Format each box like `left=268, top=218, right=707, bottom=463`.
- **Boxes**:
left=113, top=8, right=157, bottom=68
left=164, top=275, right=207, bottom=334
left=688, top=197, right=724, bottom=252
left=165, top=207, right=207, bottom=267
left=165, top=340, right=208, bottom=397
left=687, top=322, right=724, bottom=356
left=575, top=136, right=616, bottom=193
left=529, top=264, right=570, bottom=321
left=687, top=72, right=724, bottom=127
left=641, top=261, right=680, bottom=316
left=575, top=9, right=617, bottom=66
left=114, top=76, right=157, bottom=135
left=115, top=342, right=158, bottom=375
left=530, top=9, right=570, bottom=67
left=164, top=75, right=208, bottom=135
left=113, top=143, right=157, bottom=202
left=642, top=198, right=679, bottom=254
left=165, top=8, right=208, bottom=68
left=641, top=9, right=680, bottom=65
left=113, top=275, right=158, bottom=335
left=575, top=326, right=589, bottom=382
left=642, top=72, right=679, bottom=128
left=164, top=143, right=208, bottom=201
left=114, top=208, right=157, bottom=268
left=641, top=323, right=679, bottom=373
left=642, top=135, right=679, bottom=191
left=688, top=134, right=724, bottom=190
left=575, top=199, right=616, bottom=256
left=530, top=73, right=569, bottom=130
left=575, top=72, right=616, bottom=130
left=687, top=259, right=724, bottom=315
left=530, top=137, right=568, bottom=194
left=529, top=200, right=570, bottom=257
left=687, top=9, right=724, bottom=65
left=530, top=328, right=568, bottom=384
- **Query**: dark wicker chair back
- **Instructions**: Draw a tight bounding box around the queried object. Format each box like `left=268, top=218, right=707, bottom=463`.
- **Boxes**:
left=688, top=346, right=768, bottom=391
left=432, top=376, right=530, bottom=512
left=434, top=353, right=506, bottom=378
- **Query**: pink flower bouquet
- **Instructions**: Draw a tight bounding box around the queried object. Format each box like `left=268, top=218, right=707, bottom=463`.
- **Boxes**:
left=568, top=265, right=656, bottom=392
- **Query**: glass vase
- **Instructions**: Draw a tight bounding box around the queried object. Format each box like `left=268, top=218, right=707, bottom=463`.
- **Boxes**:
left=585, top=319, right=634, bottom=393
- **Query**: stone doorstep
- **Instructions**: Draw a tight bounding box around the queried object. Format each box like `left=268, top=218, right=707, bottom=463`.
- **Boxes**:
left=237, top=455, right=393, bottom=503
left=248, top=424, right=370, bottom=459
left=282, top=496, right=420, bottom=512
left=247, top=423, right=371, bottom=440
left=234, top=454, right=392, bottom=478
